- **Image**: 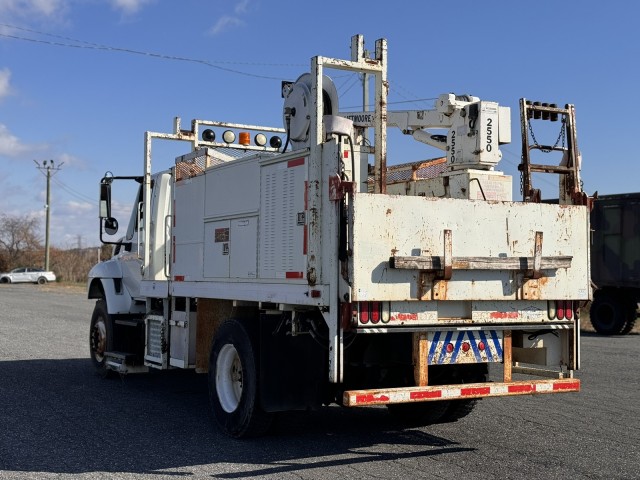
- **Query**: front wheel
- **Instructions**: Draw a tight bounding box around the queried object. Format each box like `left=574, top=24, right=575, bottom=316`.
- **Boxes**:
left=89, top=299, right=113, bottom=377
left=208, top=319, right=273, bottom=438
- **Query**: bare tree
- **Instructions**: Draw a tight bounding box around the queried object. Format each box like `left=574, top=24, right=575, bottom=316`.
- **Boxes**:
left=0, top=213, right=42, bottom=269
left=50, top=245, right=111, bottom=283
left=0, top=213, right=114, bottom=283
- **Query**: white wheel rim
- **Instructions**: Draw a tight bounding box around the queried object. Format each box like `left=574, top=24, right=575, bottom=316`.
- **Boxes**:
left=216, top=344, right=243, bottom=413
left=91, top=319, right=107, bottom=362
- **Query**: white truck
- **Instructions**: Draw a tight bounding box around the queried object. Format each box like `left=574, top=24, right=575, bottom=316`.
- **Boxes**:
left=88, top=35, right=590, bottom=438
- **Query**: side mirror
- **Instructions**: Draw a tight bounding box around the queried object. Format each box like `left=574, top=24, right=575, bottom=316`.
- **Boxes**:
left=104, top=217, right=119, bottom=236
left=99, top=180, right=112, bottom=219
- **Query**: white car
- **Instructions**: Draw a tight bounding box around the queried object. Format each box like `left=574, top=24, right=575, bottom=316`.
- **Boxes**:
left=0, top=267, right=57, bottom=284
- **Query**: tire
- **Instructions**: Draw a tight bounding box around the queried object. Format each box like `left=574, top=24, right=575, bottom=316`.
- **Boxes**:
left=208, top=319, right=273, bottom=438
left=620, top=297, right=638, bottom=335
left=89, top=299, right=113, bottom=378
left=388, top=365, right=486, bottom=426
left=441, top=399, right=479, bottom=422
left=620, top=318, right=637, bottom=335
left=590, top=291, right=627, bottom=335
left=437, top=366, right=487, bottom=423
left=37, top=277, right=47, bottom=285
left=0, top=277, right=10, bottom=284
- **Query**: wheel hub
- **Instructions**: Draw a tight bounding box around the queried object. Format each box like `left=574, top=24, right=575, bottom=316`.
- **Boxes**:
left=91, top=319, right=107, bottom=362
left=216, top=344, right=243, bottom=413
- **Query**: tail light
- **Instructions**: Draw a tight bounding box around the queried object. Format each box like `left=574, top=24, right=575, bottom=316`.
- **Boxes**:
left=356, top=302, right=390, bottom=325
left=548, top=300, right=578, bottom=321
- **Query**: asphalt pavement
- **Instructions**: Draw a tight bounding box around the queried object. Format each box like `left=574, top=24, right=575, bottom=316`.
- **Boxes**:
left=0, top=283, right=639, bottom=479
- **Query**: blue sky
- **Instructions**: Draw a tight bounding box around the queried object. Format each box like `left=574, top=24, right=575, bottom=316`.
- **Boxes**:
left=0, top=1, right=637, bottom=247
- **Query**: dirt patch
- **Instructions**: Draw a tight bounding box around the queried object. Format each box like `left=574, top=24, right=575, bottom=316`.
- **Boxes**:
left=40, top=282, right=86, bottom=294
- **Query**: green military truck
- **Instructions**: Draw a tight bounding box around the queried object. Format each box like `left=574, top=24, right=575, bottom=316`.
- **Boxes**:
left=590, top=193, right=640, bottom=334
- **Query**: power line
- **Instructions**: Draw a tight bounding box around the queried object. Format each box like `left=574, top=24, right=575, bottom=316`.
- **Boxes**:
left=52, top=177, right=97, bottom=205
left=0, top=23, right=444, bottom=108
left=0, top=23, right=303, bottom=81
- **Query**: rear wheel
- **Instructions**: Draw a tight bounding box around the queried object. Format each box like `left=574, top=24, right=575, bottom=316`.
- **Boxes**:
left=441, top=399, right=479, bottom=422
left=590, top=291, right=627, bottom=335
left=620, top=297, right=638, bottom=335
left=89, top=299, right=113, bottom=378
left=387, top=364, right=486, bottom=426
left=208, top=319, right=273, bottom=438
left=37, top=277, right=47, bottom=285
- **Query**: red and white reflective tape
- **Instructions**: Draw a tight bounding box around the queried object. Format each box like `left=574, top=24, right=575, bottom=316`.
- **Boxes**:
left=343, top=379, right=580, bottom=407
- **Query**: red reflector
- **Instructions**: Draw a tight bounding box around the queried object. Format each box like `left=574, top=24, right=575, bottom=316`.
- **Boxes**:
left=508, top=384, right=535, bottom=394
left=553, top=381, right=580, bottom=391
left=410, top=390, right=442, bottom=400
left=462, top=342, right=470, bottom=352
left=446, top=343, right=454, bottom=353
left=360, top=303, right=369, bottom=324
left=355, top=394, right=389, bottom=404
left=310, top=289, right=321, bottom=298
left=478, top=341, right=485, bottom=351
left=174, top=275, right=185, bottom=282
left=557, top=301, right=565, bottom=320
left=461, top=386, right=491, bottom=396
left=370, top=302, right=380, bottom=323
left=285, top=272, right=304, bottom=279
left=564, top=301, right=573, bottom=320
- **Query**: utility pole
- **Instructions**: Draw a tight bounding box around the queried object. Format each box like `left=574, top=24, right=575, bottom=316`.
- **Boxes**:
left=34, top=159, right=64, bottom=270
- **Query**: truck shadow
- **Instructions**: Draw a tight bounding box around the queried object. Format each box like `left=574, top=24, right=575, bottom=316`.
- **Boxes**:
left=0, top=359, right=473, bottom=477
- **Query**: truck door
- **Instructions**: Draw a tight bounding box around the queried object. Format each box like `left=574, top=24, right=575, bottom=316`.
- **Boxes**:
left=120, top=186, right=143, bottom=299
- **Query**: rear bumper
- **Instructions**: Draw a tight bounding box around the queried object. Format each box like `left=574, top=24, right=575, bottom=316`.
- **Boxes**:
left=343, top=378, right=580, bottom=407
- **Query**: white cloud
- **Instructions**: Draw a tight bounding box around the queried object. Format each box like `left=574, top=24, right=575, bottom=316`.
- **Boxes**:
left=0, top=124, right=33, bottom=157
left=0, top=68, right=11, bottom=101
left=0, top=124, right=50, bottom=159
left=110, top=0, right=154, bottom=15
left=209, top=15, right=245, bottom=35
left=208, top=0, right=252, bottom=35
left=65, top=200, right=93, bottom=213
left=56, top=152, right=88, bottom=170
left=234, top=0, right=249, bottom=14
left=0, top=0, right=67, bottom=18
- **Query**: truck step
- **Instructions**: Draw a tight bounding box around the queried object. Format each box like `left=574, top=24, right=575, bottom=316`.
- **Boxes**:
left=104, top=351, right=148, bottom=374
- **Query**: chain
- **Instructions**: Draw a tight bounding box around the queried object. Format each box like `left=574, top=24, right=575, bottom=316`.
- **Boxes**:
left=528, top=117, right=566, bottom=153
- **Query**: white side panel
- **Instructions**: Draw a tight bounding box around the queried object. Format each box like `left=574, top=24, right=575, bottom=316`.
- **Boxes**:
left=205, top=158, right=260, bottom=218
left=259, top=158, right=307, bottom=280
left=174, top=244, right=204, bottom=281
left=204, top=220, right=230, bottom=278
left=172, top=174, right=205, bottom=281
left=230, top=217, right=258, bottom=279
left=169, top=310, right=197, bottom=368
left=351, top=194, right=590, bottom=301
left=148, top=172, right=172, bottom=281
